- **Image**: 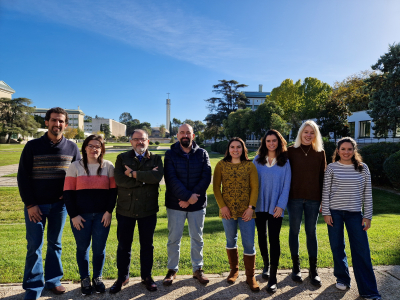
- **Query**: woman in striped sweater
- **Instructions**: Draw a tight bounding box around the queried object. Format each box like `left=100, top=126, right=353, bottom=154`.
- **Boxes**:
left=64, top=135, right=117, bottom=296
left=322, top=137, right=381, bottom=300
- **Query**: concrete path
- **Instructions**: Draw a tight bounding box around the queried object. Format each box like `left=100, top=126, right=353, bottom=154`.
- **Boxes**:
left=0, top=164, right=18, bottom=187
left=0, top=266, right=398, bottom=299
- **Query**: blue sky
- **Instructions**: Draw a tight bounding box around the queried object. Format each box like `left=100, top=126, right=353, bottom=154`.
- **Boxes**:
left=1, top=0, right=400, bottom=128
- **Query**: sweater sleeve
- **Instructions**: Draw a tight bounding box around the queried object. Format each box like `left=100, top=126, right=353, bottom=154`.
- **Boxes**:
left=276, top=161, right=291, bottom=210
left=212, top=161, right=226, bottom=209
left=362, top=164, right=373, bottom=220
left=63, top=162, right=79, bottom=218
left=106, top=162, right=117, bottom=214
left=321, top=165, right=333, bottom=216
left=319, top=150, right=327, bottom=198
left=249, top=163, right=259, bottom=208
left=17, top=142, right=36, bottom=207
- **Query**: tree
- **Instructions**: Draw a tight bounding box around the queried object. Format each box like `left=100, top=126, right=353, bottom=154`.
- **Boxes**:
left=0, top=97, right=40, bottom=143
left=159, top=124, right=166, bottom=137
left=332, top=71, right=373, bottom=112
left=33, top=115, right=46, bottom=128
left=205, top=80, right=249, bottom=128
left=204, top=113, right=224, bottom=142
left=84, top=115, right=92, bottom=122
left=248, top=100, right=288, bottom=139
left=64, top=127, right=78, bottom=139
left=267, top=77, right=332, bottom=137
left=74, top=128, right=85, bottom=139
left=193, top=120, right=206, bottom=133
left=223, top=108, right=252, bottom=140
left=316, top=96, right=351, bottom=141
left=100, top=124, right=111, bottom=139
left=119, top=112, right=133, bottom=124
left=366, top=43, right=400, bottom=137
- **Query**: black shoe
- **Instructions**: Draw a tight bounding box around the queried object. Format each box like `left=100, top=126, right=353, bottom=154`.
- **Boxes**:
left=262, top=266, right=270, bottom=280
left=81, top=277, right=92, bottom=296
left=141, top=277, right=157, bottom=291
left=291, top=255, right=303, bottom=283
left=109, top=278, right=129, bottom=294
left=309, top=257, right=322, bottom=287
left=92, top=277, right=106, bottom=293
left=266, top=265, right=278, bottom=293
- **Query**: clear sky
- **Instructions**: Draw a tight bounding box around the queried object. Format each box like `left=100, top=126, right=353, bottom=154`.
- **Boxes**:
left=1, top=0, right=399, bottom=127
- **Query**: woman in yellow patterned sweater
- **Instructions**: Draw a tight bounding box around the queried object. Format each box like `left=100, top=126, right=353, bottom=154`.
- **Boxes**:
left=213, top=137, right=259, bottom=292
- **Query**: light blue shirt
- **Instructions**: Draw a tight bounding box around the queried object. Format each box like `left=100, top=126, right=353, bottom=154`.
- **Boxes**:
left=253, top=155, right=291, bottom=217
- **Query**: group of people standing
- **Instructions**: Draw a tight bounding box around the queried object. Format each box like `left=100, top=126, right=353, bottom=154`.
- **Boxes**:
left=17, top=107, right=381, bottom=300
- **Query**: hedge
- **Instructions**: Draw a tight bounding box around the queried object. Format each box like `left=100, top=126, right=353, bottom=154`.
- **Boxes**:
left=383, top=150, right=400, bottom=189
left=360, top=142, right=400, bottom=185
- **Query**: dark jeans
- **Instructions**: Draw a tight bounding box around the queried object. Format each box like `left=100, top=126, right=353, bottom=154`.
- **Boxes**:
left=116, top=213, right=157, bottom=280
left=255, top=212, right=283, bottom=266
left=23, top=201, right=67, bottom=300
left=287, top=198, right=320, bottom=258
left=71, top=212, right=110, bottom=279
left=328, top=210, right=381, bottom=299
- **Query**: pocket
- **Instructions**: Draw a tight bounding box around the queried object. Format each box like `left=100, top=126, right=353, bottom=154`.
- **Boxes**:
left=117, top=189, right=132, bottom=211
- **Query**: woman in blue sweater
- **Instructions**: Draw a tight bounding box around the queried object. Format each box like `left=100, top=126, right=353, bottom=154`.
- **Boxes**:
left=253, top=129, right=291, bottom=293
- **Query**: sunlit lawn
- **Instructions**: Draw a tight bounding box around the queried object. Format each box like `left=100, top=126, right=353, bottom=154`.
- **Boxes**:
left=1, top=186, right=399, bottom=283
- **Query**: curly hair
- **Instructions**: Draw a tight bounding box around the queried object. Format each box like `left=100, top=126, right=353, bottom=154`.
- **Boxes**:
left=45, top=107, right=69, bottom=124
left=333, top=137, right=363, bottom=172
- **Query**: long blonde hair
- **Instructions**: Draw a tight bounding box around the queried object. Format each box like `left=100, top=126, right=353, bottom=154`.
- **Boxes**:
left=293, top=120, right=324, bottom=152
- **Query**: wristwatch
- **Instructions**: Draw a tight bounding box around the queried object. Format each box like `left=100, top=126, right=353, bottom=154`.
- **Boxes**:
left=129, top=170, right=133, bottom=177
left=249, top=205, right=255, bottom=210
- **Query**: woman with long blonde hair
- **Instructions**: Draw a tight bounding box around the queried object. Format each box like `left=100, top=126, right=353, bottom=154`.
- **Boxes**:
left=287, top=120, right=326, bottom=286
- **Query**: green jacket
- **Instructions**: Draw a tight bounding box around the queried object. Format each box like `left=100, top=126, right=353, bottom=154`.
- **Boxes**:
left=114, top=149, right=164, bottom=218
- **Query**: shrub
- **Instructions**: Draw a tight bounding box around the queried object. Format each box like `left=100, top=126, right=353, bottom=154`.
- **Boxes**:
left=149, top=141, right=154, bottom=145
left=323, top=140, right=337, bottom=164
left=155, top=141, right=160, bottom=145
left=170, top=136, right=175, bottom=143
left=211, top=142, right=219, bottom=152
left=359, top=142, right=400, bottom=185
left=217, top=140, right=229, bottom=154
left=383, top=150, right=400, bottom=189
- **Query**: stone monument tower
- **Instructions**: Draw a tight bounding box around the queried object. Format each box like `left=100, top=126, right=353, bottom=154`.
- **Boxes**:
left=166, top=93, right=171, bottom=132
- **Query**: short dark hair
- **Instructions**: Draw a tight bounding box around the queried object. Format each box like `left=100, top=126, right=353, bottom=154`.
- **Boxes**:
left=45, top=107, right=69, bottom=124
left=223, top=137, right=250, bottom=162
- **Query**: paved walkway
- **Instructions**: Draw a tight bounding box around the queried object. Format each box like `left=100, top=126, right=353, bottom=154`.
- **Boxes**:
left=0, top=266, right=398, bottom=299
left=0, top=164, right=18, bottom=187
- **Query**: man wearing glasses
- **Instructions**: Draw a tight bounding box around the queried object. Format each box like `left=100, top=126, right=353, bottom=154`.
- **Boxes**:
left=111, top=129, right=164, bottom=293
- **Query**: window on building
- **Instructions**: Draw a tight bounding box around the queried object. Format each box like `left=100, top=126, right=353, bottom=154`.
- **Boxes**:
left=349, top=122, right=355, bottom=138
left=359, top=121, right=371, bottom=138
left=246, top=105, right=252, bottom=109
left=253, top=105, right=259, bottom=110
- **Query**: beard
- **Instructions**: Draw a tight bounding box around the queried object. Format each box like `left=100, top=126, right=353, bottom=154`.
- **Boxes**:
left=134, top=145, right=147, bottom=154
left=48, top=126, right=62, bottom=137
left=180, top=137, right=191, bottom=148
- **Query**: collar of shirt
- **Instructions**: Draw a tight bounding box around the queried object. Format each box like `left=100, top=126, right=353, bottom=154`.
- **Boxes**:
left=266, top=157, right=277, bottom=168
left=135, top=150, right=145, bottom=157
left=48, top=133, right=63, bottom=146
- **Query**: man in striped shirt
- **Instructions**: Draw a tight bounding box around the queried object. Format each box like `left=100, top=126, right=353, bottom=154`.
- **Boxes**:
left=18, top=107, right=81, bottom=300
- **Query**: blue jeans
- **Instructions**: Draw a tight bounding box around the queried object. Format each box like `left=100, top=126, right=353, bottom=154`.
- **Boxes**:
left=23, top=201, right=67, bottom=300
left=328, top=210, right=381, bottom=299
left=167, top=208, right=206, bottom=273
left=222, top=217, right=256, bottom=255
left=287, top=198, right=320, bottom=258
left=71, top=212, right=110, bottom=279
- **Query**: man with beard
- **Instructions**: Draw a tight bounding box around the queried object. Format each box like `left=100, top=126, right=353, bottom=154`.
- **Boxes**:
left=163, top=124, right=212, bottom=286
left=18, top=107, right=81, bottom=300
left=110, top=129, right=164, bottom=293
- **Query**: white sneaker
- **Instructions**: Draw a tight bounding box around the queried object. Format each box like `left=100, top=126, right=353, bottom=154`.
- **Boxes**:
left=335, top=283, right=347, bottom=290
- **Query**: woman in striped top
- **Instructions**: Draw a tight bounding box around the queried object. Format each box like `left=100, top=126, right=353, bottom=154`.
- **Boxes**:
left=322, top=137, right=381, bottom=300
left=64, top=135, right=117, bottom=296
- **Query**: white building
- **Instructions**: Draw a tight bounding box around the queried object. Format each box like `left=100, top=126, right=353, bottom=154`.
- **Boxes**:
left=88, top=118, right=126, bottom=137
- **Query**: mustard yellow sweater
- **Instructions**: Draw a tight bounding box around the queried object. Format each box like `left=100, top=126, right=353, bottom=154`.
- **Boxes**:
left=213, top=160, right=259, bottom=219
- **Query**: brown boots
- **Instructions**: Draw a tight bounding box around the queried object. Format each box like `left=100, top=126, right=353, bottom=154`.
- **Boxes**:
left=226, top=248, right=239, bottom=283
left=243, top=254, right=260, bottom=292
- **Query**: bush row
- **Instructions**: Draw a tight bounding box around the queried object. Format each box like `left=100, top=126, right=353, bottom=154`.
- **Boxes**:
left=210, top=140, right=229, bottom=154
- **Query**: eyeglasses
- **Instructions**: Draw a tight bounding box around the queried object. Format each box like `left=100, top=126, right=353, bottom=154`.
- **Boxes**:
left=87, top=145, right=101, bottom=150
left=132, top=138, right=148, bottom=142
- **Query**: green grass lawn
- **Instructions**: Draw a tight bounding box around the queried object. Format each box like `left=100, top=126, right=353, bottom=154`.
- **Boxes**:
left=0, top=186, right=399, bottom=283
